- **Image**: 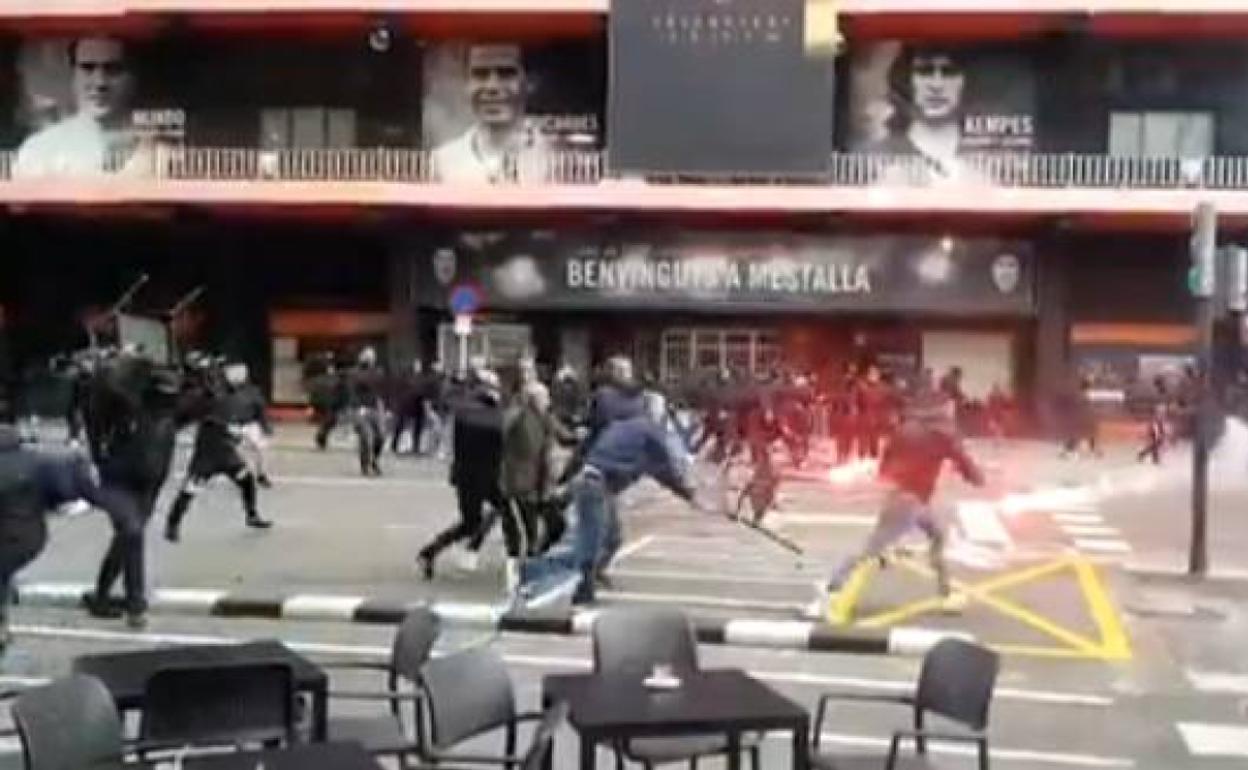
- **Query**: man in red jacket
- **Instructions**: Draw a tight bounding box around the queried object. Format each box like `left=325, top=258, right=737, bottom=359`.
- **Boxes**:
left=804, top=398, right=985, bottom=621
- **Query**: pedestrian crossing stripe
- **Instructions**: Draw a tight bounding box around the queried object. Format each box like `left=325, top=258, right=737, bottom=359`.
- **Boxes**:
left=827, top=555, right=1132, bottom=662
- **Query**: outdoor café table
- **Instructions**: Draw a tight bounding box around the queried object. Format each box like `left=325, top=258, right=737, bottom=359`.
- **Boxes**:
left=542, top=668, right=809, bottom=770
left=73, top=639, right=330, bottom=741
left=103, top=741, right=383, bottom=769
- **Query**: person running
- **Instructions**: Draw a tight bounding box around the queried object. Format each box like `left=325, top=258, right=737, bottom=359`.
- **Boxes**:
left=804, top=397, right=985, bottom=621
left=416, top=370, right=514, bottom=579
left=516, top=391, right=697, bottom=607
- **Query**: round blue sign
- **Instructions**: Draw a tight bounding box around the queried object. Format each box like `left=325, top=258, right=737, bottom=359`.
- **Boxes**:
left=449, top=284, right=481, bottom=316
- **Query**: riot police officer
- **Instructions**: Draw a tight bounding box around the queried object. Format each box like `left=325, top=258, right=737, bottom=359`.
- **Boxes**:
left=163, top=356, right=272, bottom=543
left=82, top=351, right=181, bottom=628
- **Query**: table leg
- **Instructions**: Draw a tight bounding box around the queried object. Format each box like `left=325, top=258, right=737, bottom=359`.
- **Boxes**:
left=578, top=730, right=597, bottom=770
left=793, top=721, right=810, bottom=770
left=311, top=685, right=329, bottom=742
left=727, top=731, right=742, bottom=770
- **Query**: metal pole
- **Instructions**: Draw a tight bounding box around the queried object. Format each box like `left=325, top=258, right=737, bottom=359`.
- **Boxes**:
left=1189, top=202, right=1218, bottom=577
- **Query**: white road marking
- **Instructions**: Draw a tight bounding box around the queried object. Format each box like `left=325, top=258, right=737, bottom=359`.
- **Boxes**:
left=955, top=502, right=1013, bottom=547
left=11, top=625, right=1113, bottom=707
left=610, top=534, right=657, bottom=564
left=1061, top=524, right=1122, bottom=538
left=1126, top=562, right=1248, bottom=582
left=1186, top=670, right=1248, bottom=695
left=1073, top=538, right=1133, bottom=554
left=808, top=732, right=1134, bottom=767
left=1053, top=513, right=1106, bottom=525
left=1177, top=722, right=1248, bottom=758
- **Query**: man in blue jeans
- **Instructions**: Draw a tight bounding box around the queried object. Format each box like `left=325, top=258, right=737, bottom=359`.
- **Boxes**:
left=517, top=391, right=697, bottom=607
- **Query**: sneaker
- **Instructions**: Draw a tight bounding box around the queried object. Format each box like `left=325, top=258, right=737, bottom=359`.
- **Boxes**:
left=164, top=523, right=180, bottom=543
left=125, top=611, right=148, bottom=630
left=83, top=593, right=123, bottom=620
left=417, top=554, right=435, bottom=581
left=257, top=474, right=273, bottom=489
left=938, top=593, right=970, bottom=615
left=246, top=514, right=273, bottom=530
left=801, top=594, right=828, bottom=621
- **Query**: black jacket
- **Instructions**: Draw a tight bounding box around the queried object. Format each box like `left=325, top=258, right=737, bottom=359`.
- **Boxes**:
left=450, top=391, right=504, bottom=495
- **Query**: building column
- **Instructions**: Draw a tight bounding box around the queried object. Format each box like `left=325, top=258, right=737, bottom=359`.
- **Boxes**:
left=387, top=247, right=419, bottom=369
left=1034, top=231, right=1072, bottom=429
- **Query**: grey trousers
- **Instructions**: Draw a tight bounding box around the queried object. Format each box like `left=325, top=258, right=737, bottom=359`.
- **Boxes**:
left=826, top=488, right=951, bottom=596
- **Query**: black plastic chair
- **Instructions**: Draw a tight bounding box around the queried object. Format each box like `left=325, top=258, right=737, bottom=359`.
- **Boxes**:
left=592, top=607, right=761, bottom=770
left=324, top=606, right=441, bottom=763
left=8, top=674, right=125, bottom=770
left=139, top=661, right=297, bottom=752
left=810, top=638, right=1000, bottom=770
left=417, top=644, right=548, bottom=768
left=406, top=701, right=567, bottom=770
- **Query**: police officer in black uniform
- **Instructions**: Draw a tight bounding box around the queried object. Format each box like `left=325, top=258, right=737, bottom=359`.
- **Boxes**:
left=0, top=420, right=137, bottom=652
left=81, top=350, right=182, bottom=628
left=162, top=356, right=273, bottom=543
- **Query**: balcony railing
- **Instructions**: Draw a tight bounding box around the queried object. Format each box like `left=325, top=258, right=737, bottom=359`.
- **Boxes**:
left=8, top=147, right=1248, bottom=191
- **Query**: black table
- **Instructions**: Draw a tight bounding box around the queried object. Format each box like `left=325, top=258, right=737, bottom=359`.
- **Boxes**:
left=543, top=669, right=809, bottom=770
left=73, top=639, right=330, bottom=741
left=113, top=741, right=382, bottom=769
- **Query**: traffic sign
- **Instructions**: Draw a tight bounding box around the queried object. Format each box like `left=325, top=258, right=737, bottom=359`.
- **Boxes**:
left=449, top=284, right=481, bottom=316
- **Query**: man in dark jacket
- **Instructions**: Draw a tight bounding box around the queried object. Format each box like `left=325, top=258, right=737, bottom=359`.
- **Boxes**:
left=0, top=422, right=138, bottom=650
left=559, top=356, right=645, bottom=483
left=349, top=347, right=387, bottom=476
left=390, top=360, right=427, bottom=456
left=805, top=399, right=985, bottom=622
left=306, top=355, right=344, bottom=451
left=82, top=353, right=182, bottom=628
left=500, top=381, right=576, bottom=568
left=518, top=391, right=698, bottom=607
left=417, top=370, right=516, bottom=578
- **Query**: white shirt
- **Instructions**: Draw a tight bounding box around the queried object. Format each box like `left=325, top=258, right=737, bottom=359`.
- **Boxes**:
left=430, top=123, right=551, bottom=184
left=13, top=113, right=153, bottom=179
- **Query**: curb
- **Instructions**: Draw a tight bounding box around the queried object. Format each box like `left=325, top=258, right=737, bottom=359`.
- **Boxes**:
left=1124, top=562, right=1248, bottom=583
left=14, top=583, right=970, bottom=657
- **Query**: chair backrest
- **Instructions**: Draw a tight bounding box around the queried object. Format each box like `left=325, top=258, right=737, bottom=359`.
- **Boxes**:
left=419, top=646, right=516, bottom=750
left=915, top=639, right=1000, bottom=730
left=521, top=701, right=568, bottom=770
left=12, top=674, right=123, bottom=770
left=591, top=607, right=700, bottom=677
left=392, top=606, right=441, bottom=684
left=139, top=662, right=296, bottom=749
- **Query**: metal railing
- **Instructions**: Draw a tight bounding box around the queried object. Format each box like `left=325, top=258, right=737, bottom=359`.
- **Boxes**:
left=7, top=147, right=1248, bottom=191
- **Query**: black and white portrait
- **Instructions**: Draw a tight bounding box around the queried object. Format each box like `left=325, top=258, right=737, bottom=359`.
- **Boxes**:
left=848, top=42, right=1036, bottom=185
left=422, top=40, right=604, bottom=184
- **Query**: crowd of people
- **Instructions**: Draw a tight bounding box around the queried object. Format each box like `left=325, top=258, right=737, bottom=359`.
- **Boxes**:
left=290, top=347, right=996, bottom=614
left=0, top=340, right=1043, bottom=642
